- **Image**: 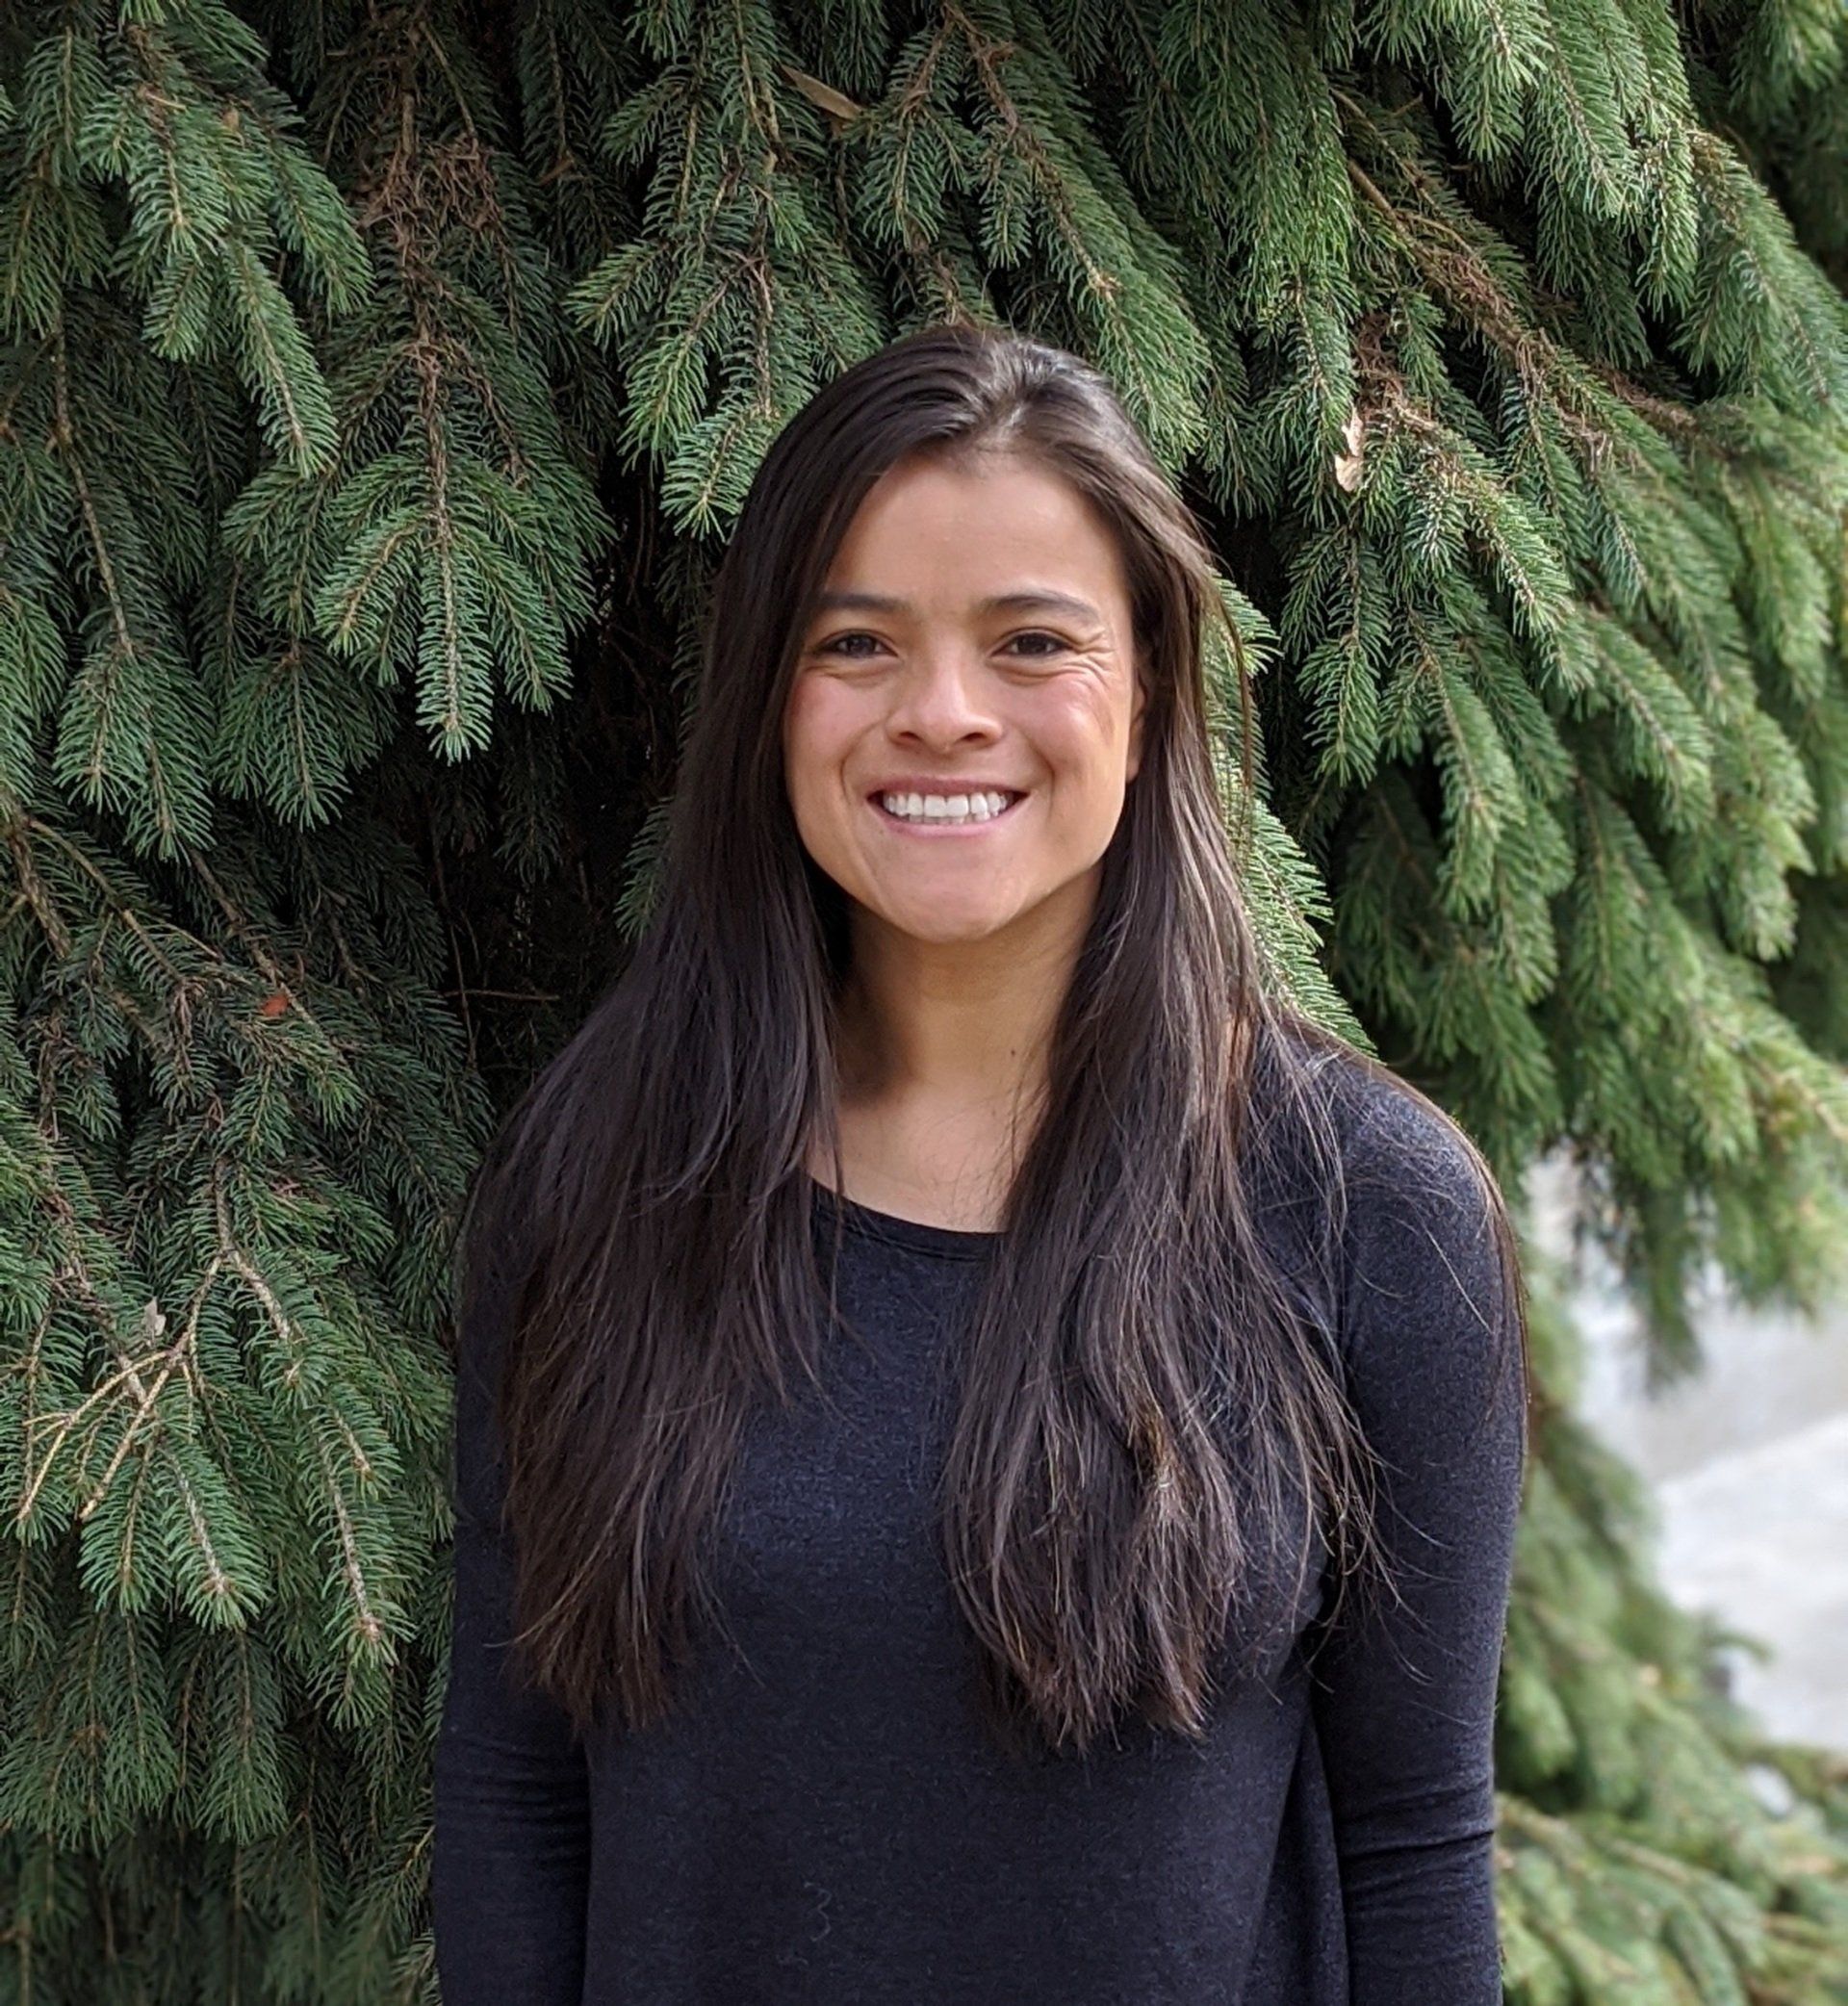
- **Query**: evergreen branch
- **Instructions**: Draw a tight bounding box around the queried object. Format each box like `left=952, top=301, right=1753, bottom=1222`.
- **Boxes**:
left=72, top=1299, right=208, bottom=1528
left=16, top=1335, right=178, bottom=1525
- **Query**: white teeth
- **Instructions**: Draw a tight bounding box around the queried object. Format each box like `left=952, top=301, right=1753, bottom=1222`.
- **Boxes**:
left=879, top=789, right=1016, bottom=823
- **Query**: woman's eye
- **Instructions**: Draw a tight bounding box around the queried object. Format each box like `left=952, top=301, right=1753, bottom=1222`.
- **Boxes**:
left=815, top=630, right=1068, bottom=659
left=1005, top=630, right=1067, bottom=658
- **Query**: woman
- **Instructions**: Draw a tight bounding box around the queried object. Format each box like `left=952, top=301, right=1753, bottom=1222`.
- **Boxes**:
left=433, top=322, right=1531, bottom=2005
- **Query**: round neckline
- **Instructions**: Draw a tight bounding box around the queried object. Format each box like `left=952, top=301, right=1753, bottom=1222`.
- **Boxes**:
left=806, top=1173, right=999, bottom=1261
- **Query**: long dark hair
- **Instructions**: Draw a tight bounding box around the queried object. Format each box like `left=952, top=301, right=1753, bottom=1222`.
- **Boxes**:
left=454, top=321, right=1532, bottom=1762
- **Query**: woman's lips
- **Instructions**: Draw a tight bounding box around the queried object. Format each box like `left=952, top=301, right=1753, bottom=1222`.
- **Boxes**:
left=867, top=792, right=1027, bottom=832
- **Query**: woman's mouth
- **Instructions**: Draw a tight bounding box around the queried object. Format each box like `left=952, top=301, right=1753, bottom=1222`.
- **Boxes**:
left=868, top=787, right=1027, bottom=831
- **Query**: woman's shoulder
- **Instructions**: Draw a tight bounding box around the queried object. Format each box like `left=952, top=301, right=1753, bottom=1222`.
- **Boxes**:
left=1247, top=1019, right=1515, bottom=1365
left=1253, top=1016, right=1490, bottom=1207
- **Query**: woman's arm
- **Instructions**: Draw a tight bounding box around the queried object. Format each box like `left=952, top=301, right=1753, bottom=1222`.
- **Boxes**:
left=1306, top=1085, right=1528, bottom=2006
left=433, top=1207, right=591, bottom=2003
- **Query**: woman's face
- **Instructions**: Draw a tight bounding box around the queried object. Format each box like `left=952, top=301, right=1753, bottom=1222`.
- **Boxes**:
left=782, top=448, right=1146, bottom=950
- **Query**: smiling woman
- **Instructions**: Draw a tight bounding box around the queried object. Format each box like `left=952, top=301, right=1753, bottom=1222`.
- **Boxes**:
left=778, top=444, right=1168, bottom=1233
left=434, top=321, right=1531, bottom=2006
left=783, top=452, right=1144, bottom=1004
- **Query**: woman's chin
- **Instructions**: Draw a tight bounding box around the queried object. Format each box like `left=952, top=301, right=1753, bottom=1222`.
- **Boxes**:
left=860, top=897, right=1026, bottom=947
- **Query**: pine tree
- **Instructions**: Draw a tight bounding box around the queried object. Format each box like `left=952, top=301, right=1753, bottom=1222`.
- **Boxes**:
left=3, top=2, right=1847, bottom=1999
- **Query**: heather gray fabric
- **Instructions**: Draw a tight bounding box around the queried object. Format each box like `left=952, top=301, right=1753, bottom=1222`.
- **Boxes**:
left=433, top=1060, right=1526, bottom=2004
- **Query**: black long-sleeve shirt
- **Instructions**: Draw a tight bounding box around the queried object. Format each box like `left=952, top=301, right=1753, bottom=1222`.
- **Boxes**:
left=433, top=1063, right=1527, bottom=2003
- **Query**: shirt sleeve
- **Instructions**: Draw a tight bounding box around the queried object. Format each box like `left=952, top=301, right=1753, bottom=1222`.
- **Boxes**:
left=1305, top=1083, right=1529, bottom=2006
left=433, top=1203, right=591, bottom=2003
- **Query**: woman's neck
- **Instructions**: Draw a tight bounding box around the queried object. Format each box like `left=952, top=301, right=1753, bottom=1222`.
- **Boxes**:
left=836, top=877, right=1093, bottom=1099
left=814, top=912, right=1081, bottom=1228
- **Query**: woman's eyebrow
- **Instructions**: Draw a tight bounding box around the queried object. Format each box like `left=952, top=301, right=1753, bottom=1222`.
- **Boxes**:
left=811, top=588, right=1103, bottom=622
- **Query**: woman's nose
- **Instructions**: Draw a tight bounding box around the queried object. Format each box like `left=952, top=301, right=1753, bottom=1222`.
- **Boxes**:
left=886, top=650, right=1001, bottom=739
